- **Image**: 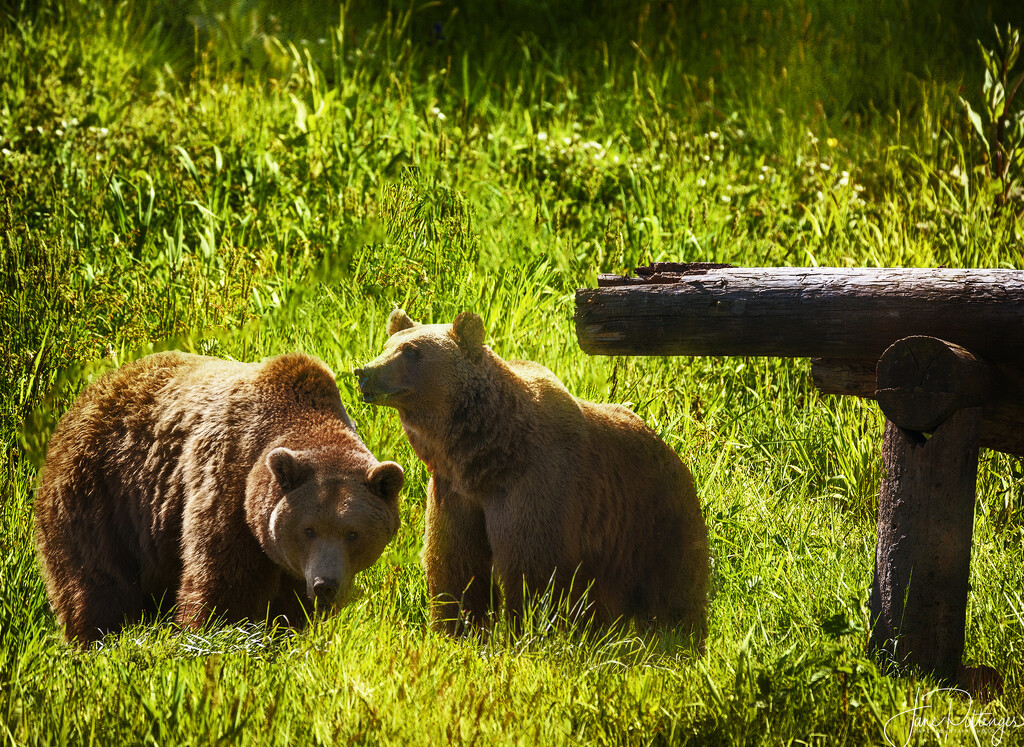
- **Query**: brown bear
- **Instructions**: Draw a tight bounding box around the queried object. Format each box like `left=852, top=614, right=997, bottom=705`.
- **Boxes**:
left=355, top=309, right=708, bottom=640
left=35, top=350, right=404, bottom=646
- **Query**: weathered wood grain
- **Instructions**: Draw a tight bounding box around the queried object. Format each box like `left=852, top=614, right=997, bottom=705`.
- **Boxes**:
left=869, top=410, right=982, bottom=682
left=576, top=267, right=1024, bottom=365
left=875, top=337, right=994, bottom=432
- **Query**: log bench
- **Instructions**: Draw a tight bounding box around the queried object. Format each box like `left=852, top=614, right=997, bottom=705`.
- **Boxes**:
left=575, top=264, right=1024, bottom=690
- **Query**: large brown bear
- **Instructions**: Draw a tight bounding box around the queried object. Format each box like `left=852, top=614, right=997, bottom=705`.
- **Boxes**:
left=35, top=351, right=404, bottom=646
left=356, top=310, right=708, bottom=640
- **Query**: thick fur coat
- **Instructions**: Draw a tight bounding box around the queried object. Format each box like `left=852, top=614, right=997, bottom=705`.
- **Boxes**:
left=357, top=310, right=708, bottom=639
left=35, top=351, right=403, bottom=646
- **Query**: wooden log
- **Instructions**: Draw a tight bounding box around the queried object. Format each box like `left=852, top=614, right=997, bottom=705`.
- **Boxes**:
left=598, top=262, right=734, bottom=287
left=811, top=356, right=1024, bottom=457
left=875, top=337, right=993, bottom=432
left=575, top=267, right=1024, bottom=365
left=869, top=409, right=982, bottom=682
left=810, top=358, right=876, bottom=397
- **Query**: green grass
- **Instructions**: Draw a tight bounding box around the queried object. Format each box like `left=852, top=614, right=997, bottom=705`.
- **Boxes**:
left=2, top=0, right=1024, bottom=744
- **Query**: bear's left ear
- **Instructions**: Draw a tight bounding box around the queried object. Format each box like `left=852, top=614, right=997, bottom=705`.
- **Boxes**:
left=267, top=447, right=313, bottom=493
left=368, top=461, right=404, bottom=501
left=451, top=312, right=485, bottom=358
left=387, top=308, right=418, bottom=336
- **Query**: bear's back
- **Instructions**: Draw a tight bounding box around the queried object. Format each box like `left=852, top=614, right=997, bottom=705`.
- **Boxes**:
left=39, top=350, right=352, bottom=525
left=41, top=352, right=212, bottom=481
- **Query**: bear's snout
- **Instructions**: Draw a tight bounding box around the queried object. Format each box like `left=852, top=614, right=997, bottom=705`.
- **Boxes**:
left=354, top=366, right=378, bottom=402
left=354, top=364, right=402, bottom=405
left=312, top=576, right=338, bottom=604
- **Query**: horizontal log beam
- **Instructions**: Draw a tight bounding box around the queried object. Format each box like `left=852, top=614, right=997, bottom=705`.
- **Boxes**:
left=575, top=267, right=1024, bottom=365
left=812, top=356, right=1024, bottom=457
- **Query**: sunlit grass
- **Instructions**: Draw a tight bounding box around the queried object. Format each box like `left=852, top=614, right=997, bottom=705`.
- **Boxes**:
left=2, top=0, right=1022, bottom=744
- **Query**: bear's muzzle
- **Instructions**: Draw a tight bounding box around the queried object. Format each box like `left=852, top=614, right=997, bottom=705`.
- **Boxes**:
left=353, top=365, right=405, bottom=405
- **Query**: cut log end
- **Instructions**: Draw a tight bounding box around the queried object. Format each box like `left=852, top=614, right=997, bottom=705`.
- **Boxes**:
left=875, top=336, right=993, bottom=432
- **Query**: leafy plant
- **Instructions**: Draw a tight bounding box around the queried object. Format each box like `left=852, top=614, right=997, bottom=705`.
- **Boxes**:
left=962, top=24, right=1024, bottom=215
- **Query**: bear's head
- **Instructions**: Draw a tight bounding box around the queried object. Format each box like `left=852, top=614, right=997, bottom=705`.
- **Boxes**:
left=257, top=444, right=404, bottom=610
left=354, top=309, right=486, bottom=418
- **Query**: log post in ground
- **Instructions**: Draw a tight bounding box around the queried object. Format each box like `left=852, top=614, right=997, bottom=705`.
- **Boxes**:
left=867, top=337, right=994, bottom=684
left=869, top=410, right=981, bottom=682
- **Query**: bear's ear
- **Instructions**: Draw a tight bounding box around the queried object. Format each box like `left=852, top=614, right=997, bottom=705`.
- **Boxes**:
left=267, top=447, right=312, bottom=493
left=387, top=308, right=418, bottom=336
left=451, top=312, right=485, bottom=357
left=368, top=461, right=404, bottom=501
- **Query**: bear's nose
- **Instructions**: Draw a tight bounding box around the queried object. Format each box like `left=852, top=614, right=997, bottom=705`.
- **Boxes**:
left=353, top=367, right=370, bottom=390
left=313, top=577, right=337, bottom=602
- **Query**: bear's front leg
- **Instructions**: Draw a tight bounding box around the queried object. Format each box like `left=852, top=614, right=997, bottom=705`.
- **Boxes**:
left=421, top=475, right=494, bottom=635
left=486, top=494, right=580, bottom=632
left=175, top=529, right=275, bottom=630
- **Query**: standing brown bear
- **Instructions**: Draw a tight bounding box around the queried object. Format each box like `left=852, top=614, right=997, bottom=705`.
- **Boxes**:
left=356, top=310, right=708, bottom=640
left=35, top=351, right=404, bottom=646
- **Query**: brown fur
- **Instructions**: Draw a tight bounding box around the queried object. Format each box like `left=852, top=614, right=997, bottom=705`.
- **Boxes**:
left=356, top=310, right=709, bottom=639
left=35, top=351, right=404, bottom=646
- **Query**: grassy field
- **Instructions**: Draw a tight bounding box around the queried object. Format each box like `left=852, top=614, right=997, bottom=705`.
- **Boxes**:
left=2, top=0, right=1024, bottom=743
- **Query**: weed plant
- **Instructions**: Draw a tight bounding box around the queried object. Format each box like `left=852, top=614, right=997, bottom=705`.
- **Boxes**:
left=1, top=0, right=1023, bottom=744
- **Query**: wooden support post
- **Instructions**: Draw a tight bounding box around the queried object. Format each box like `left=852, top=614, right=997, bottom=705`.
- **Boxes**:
left=869, top=337, right=989, bottom=682
left=869, top=410, right=981, bottom=681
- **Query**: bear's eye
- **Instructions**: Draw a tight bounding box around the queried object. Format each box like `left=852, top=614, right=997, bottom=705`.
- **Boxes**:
left=304, top=528, right=316, bottom=539
left=402, top=345, right=421, bottom=361
left=346, top=531, right=359, bottom=542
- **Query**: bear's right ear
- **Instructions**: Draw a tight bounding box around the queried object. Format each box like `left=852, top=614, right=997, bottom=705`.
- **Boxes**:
left=387, top=308, right=418, bottom=337
left=267, top=447, right=312, bottom=493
